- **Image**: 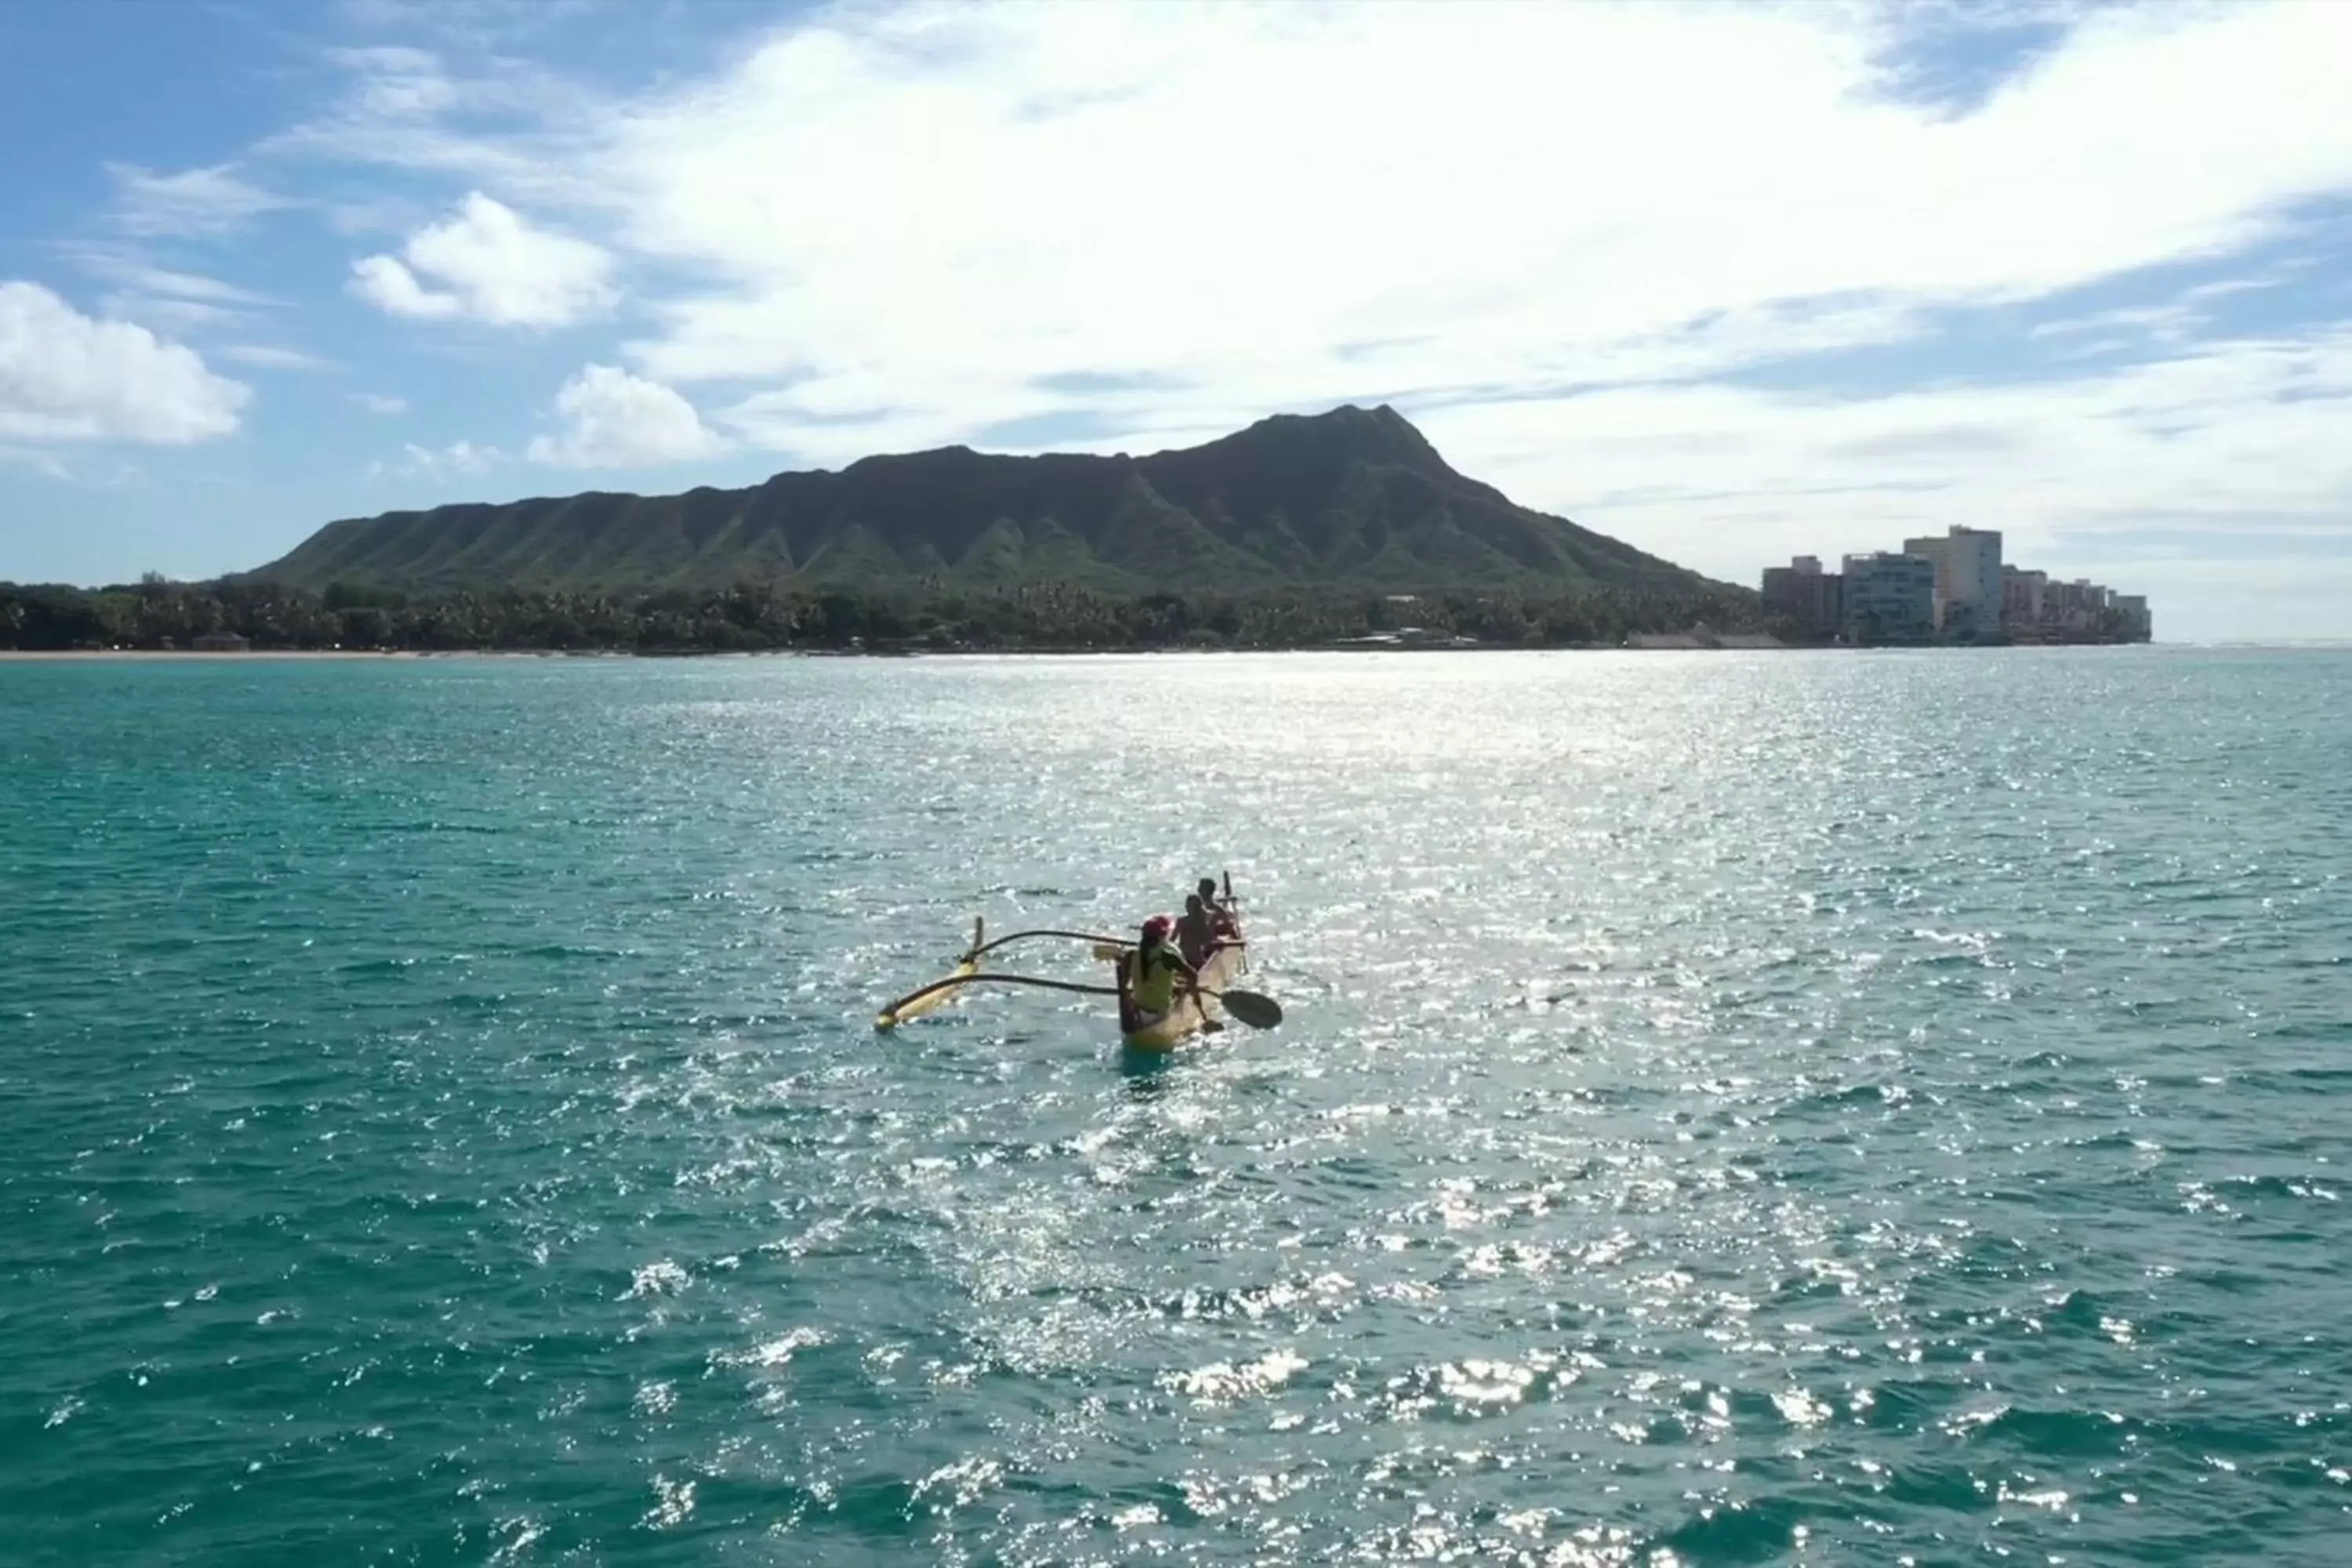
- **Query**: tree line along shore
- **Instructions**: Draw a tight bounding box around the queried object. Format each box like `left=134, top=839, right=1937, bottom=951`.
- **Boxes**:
left=3, top=577, right=1798, bottom=655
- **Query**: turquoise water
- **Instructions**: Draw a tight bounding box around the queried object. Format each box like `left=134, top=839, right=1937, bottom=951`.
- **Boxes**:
left=4, top=649, right=2347, bottom=1565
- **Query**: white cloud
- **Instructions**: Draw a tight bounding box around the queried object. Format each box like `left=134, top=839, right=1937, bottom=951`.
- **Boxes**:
left=430, top=438, right=503, bottom=474
left=291, top=4, right=2352, bottom=435
left=107, top=162, right=287, bottom=236
left=350, top=192, right=614, bottom=326
left=0, top=281, right=249, bottom=445
left=352, top=392, right=409, bottom=414
left=540, top=2, right=2352, bottom=418
left=372, top=438, right=506, bottom=480
left=527, top=363, right=722, bottom=467
left=350, top=253, right=462, bottom=318
left=232, top=1, right=2352, bottom=631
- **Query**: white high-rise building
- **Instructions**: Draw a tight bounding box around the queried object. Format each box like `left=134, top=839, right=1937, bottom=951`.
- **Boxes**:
left=1902, top=525, right=2003, bottom=640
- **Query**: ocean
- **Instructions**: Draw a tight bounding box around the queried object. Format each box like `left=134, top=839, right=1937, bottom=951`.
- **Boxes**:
left=3, top=648, right=2346, bottom=1565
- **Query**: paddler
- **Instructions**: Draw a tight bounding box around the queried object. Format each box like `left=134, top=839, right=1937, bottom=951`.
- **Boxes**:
left=1174, top=893, right=1218, bottom=967
left=1196, top=877, right=1238, bottom=938
left=1121, top=913, right=1198, bottom=1023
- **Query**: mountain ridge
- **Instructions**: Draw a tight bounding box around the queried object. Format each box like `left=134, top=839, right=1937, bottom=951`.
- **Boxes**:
left=247, top=404, right=1732, bottom=599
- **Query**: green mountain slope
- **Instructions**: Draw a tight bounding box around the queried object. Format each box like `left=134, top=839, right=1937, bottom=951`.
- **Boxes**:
left=245, top=404, right=1727, bottom=597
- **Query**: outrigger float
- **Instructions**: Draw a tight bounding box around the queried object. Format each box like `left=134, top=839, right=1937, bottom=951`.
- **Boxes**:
left=874, top=872, right=1280, bottom=1050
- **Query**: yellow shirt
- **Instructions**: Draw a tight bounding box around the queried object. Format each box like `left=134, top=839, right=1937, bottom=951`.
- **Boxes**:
left=1125, top=944, right=1195, bottom=1014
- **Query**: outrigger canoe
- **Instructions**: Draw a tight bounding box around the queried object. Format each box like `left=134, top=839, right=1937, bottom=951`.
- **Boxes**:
left=874, top=873, right=1276, bottom=1046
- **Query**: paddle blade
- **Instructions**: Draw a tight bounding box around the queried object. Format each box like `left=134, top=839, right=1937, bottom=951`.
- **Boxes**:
left=1217, top=989, right=1283, bottom=1029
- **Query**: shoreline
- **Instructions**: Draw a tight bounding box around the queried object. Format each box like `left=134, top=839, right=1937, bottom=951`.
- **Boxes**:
left=1, top=648, right=434, bottom=662
left=4, top=641, right=2181, bottom=662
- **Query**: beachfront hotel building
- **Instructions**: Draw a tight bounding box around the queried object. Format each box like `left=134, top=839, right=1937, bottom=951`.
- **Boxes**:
left=1903, top=525, right=2004, bottom=641
left=2002, top=566, right=2047, bottom=627
left=1760, top=554, right=1845, bottom=638
left=1841, top=552, right=1938, bottom=643
left=1761, top=545, right=2149, bottom=645
left=2044, top=579, right=2107, bottom=631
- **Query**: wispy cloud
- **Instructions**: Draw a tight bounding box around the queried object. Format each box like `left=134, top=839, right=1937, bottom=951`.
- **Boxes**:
left=339, top=0, right=620, bottom=47
left=97, top=295, right=250, bottom=333
left=2025, top=272, right=2292, bottom=348
left=370, top=438, right=506, bottom=480
left=220, top=344, right=335, bottom=371
left=1855, top=0, right=2104, bottom=118
left=67, top=249, right=276, bottom=308
left=0, top=445, right=76, bottom=481
left=265, top=44, right=606, bottom=201
left=351, top=392, right=408, bottom=415
left=67, top=248, right=278, bottom=336
left=105, top=162, right=289, bottom=237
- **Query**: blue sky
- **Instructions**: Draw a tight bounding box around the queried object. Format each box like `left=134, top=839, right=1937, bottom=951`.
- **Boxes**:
left=2, top=0, right=2349, bottom=640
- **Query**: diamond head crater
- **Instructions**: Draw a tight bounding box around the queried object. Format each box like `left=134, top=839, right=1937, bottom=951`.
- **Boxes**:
left=7, top=405, right=1769, bottom=652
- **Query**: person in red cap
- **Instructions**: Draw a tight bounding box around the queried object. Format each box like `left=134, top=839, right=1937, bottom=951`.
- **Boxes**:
left=1120, top=913, right=1198, bottom=1024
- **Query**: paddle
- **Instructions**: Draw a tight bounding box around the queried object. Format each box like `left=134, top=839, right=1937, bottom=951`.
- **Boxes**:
left=873, top=970, right=1283, bottom=1031
left=1213, top=987, right=1283, bottom=1029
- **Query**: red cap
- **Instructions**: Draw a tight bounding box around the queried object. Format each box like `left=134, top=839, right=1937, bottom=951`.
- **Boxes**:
left=1142, top=914, right=1173, bottom=942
